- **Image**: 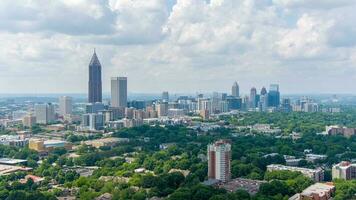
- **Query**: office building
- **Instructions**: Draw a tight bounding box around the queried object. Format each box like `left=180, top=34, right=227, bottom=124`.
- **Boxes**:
left=125, top=107, right=134, bottom=119
left=12, top=111, right=28, bottom=120
left=267, top=164, right=324, bottom=182
left=59, top=96, right=72, bottom=116
left=88, top=50, right=102, bottom=103
left=259, top=94, right=268, bottom=112
left=281, top=98, right=292, bottom=112
left=200, top=99, right=212, bottom=114
left=34, top=103, right=55, bottom=124
left=231, top=82, right=239, bottom=97
left=86, top=102, right=105, bottom=114
left=128, top=100, right=146, bottom=109
left=332, top=161, right=356, bottom=180
left=268, top=84, right=280, bottom=107
left=156, top=102, right=169, bottom=117
left=111, top=77, right=127, bottom=108
left=249, top=87, right=257, bottom=109
left=200, top=109, right=210, bottom=120
left=226, top=96, right=242, bottom=110
left=22, top=114, right=36, bottom=128
left=208, top=140, right=232, bottom=183
left=260, top=87, right=267, bottom=96
left=146, top=106, right=158, bottom=118
left=82, top=113, right=104, bottom=131
left=162, top=91, right=169, bottom=102
left=219, top=101, right=229, bottom=113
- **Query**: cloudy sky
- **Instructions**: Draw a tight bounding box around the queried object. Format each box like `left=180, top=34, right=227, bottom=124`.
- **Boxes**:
left=1, top=0, right=356, bottom=95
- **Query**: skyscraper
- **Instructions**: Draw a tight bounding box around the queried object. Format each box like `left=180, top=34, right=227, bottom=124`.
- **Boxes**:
left=162, top=91, right=169, bottom=102
left=59, top=96, right=72, bottom=116
left=250, top=87, right=257, bottom=108
left=111, top=77, right=127, bottom=108
left=208, top=140, right=232, bottom=182
left=231, top=82, right=239, bottom=97
left=34, top=103, right=55, bottom=124
left=260, top=87, right=267, bottom=96
left=88, top=50, right=102, bottom=103
left=259, top=87, right=268, bottom=112
left=268, top=84, right=280, bottom=107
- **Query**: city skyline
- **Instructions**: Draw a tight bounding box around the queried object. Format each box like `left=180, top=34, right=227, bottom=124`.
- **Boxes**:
left=1, top=1, right=356, bottom=94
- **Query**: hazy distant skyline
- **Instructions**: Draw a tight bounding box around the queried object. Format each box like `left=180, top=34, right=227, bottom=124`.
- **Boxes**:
left=1, top=0, right=356, bottom=94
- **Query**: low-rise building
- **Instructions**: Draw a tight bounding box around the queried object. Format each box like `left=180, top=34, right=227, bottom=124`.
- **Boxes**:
left=286, top=159, right=303, bottom=167
left=267, top=164, right=324, bottom=182
left=0, top=164, right=32, bottom=175
left=29, top=139, right=71, bottom=152
left=0, top=135, right=29, bottom=147
left=22, top=115, right=36, bottom=128
left=289, top=183, right=335, bottom=200
left=324, top=125, right=356, bottom=138
left=84, top=137, right=129, bottom=149
left=332, top=161, right=356, bottom=180
left=0, top=158, right=27, bottom=165
left=305, top=154, right=327, bottom=163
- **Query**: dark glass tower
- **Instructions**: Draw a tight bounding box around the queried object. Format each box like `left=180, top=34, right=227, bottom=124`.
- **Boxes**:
left=88, top=50, right=102, bottom=103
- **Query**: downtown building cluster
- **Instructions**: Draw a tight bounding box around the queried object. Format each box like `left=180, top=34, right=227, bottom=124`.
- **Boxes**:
left=0, top=51, right=327, bottom=132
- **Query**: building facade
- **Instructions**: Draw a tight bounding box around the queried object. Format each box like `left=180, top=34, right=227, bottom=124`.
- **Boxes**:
left=332, top=161, right=356, bottom=180
left=59, top=96, right=72, bottom=116
left=34, top=103, right=55, bottom=124
left=208, top=140, right=232, bottom=183
left=111, top=77, right=127, bottom=108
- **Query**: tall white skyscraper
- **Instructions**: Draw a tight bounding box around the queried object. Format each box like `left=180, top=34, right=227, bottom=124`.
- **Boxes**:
left=111, top=77, right=127, bottom=108
left=59, top=96, right=72, bottom=116
left=34, top=103, right=55, bottom=124
left=232, top=82, right=239, bottom=97
left=208, top=140, right=232, bottom=182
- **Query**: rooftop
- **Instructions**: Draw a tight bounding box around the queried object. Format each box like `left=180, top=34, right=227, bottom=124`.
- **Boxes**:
left=301, top=183, right=335, bottom=196
left=218, top=178, right=267, bottom=195
left=0, top=158, right=27, bottom=165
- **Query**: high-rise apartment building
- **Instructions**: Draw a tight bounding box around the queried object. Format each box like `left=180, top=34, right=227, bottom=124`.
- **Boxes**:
left=232, top=82, right=239, bottom=97
left=59, top=96, right=72, bottom=116
left=332, top=161, right=356, bottom=180
left=111, top=77, right=127, bottom=108
left=88, top=50, right=102, bottom=103
left=34, top=103, right=55, bottom=124
left=208, top=140, right=232, bottom=182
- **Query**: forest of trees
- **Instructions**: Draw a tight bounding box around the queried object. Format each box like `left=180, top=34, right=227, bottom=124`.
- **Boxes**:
left=0, top=111, right=356, bottom=199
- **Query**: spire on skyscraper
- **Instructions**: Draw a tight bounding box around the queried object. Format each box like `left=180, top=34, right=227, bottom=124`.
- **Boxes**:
left=89, top=49, right=101, bottom=67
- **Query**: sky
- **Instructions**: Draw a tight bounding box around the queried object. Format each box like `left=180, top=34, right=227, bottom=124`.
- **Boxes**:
left=1, top=0, right=356, bottom=95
